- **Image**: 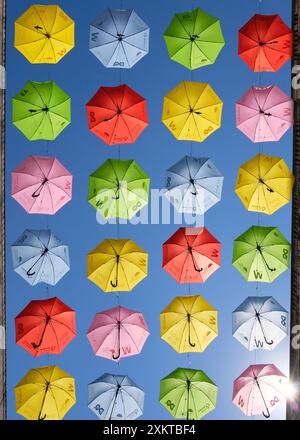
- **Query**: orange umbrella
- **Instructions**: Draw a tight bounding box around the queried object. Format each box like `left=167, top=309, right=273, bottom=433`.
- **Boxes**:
left=86, top=84, right=148, bottom=145
left=15, top=297, right=76, bottom=357
left=163, top=227, right=221, bottom=284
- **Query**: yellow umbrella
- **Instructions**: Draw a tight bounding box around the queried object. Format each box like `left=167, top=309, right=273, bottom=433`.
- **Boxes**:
left=235, top=153, right=294, bottom=215
left=14, top=366, right=76, bottom=420
left=87, top=239, right=148, bottom=292
left=162, top=81, right=223, bottom=142
left=160, top=295, right=218, bottom=353
left=15, top=5, right=74, bottom=64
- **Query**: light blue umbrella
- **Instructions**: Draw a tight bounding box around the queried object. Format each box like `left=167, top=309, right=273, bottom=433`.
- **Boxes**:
left=89, top=8, right=149, bottom=68
left=11, top=229, right=70, bottom=286
left=232, top=296, right=288, bottom=351
left=165, top=155, right=224, bottom=215
left=88, top=373, right=144, bottom=420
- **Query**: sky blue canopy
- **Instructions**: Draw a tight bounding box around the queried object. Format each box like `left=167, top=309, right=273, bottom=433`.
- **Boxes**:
left=165, top=155, right=224, bottom=215
left=232, top=296, right=288, bottom=351
left=88, top=373, right=144, bottom=420
left=11, top=229, right=70, bottom=286
left=89, top=8, right=150, bottom=68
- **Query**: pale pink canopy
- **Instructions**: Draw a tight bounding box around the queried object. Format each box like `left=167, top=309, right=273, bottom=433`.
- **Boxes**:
left=236, top=85, right=293, bottom=142
left=233, top=364, right=288, bottom=418
left=86, top=305, right=150, bottom=362
left=11, top=155, right=73, bottom=215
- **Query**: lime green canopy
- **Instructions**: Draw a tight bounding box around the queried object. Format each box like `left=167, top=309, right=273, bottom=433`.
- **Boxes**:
left=159, top=367, right=218, bottom=420
left=12, top=80, right=71, bottom=141
left=88, top=158, right=150, bottom=220
left=164, top=8, right=225, bottom=70
left=232, top=226, right=291, bottom=283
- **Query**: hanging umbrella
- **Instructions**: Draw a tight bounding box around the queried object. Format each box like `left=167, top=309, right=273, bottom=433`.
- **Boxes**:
left=160, top=368, right=218, bottom=420
left=235, top=153, right=294, bottom=215
left=88, top=158, right=150, bottom=219
left=236, top=85, right=293, bottom=143
left=13, top=80, right=71, bottom=141
left=233, top=364, right=288, bottom=418
left=87, top=306, right=149, bottom=361
left=164, top=7, right=225, bottom=70
left=163, top=227, right=221, bottom=283
left=15, top=365, right=76, bottom=420
left=14, top=5, right=75, bottom=64
left=11, top=155, right=73, bottom=215
left=88, top=373, right=144, bottom=420
left=162, top=81, right=223, bottom=142
left=232, top=296, right=288, bottom=351
left=232, top=225, right=291, bottom=283
left=160, top=295, right=218, bottom=353
left=11, top=229, right=70, bottom=286
left=238, top=14, right=292, bottom=72
left=165, top=155, right=224, bottom=215
left=87, top=238, right=148, bottom=292
left=15, top=297, right=76, bottom=357
left=86, top=84, right=148, bottom=145
left=89, top=8, right=149, bottom=68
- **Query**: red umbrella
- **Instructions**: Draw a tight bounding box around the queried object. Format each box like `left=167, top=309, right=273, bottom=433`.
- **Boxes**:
left=15, top=297, right=76, bottom=357
left=86, top=84, right=148, bottom=145
left=238, top=14, right=292, bottom=72
left=162, top=227, right=221, bottom=284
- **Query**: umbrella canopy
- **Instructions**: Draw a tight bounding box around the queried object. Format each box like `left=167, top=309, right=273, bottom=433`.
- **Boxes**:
left=232, top=226, right=291, bottom=283
left=11, top=155, right=73, bottom=215
left=235, top=153, right=294, bottom=215
left=165, top=155, right=223, bottom=215
left=162, top=81, right=223, bottom=142
left=14, top=5, right=74, bottom=64
left=163, top=227, right=221, bottom=283
left=238, top=14, right=292, bottom=72
left=87, top=305, right=149, bottom=361
left=88, top=158, right=150, bottom=220
left=160, top=295, right=218, bottom=353
left=232, top=296, right=288, bottom=351
left=88, top=373, right=144, bottom=420
left=13, top=80, right=71, bottom=141
left=236, top=85, right=293, bottom=143
left=15, top=365, right=76, bottom=420
left=160, top=368, right=218, bottom=420
left=233, top=364, right=288, bottom=418
left=86, top=84, right=148, bottom=145
left=11, top=229, right=70, bottom=286
left=15, top=297, right=76, bottom=357
left=164, top=7, right=224, bottom=70
left=87, top=238, right=148, bottom=292
left=89, top=8, right=149, bottom=68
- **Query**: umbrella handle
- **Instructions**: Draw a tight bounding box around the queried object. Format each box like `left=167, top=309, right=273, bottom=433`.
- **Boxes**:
left=38, top=414, right=47, bottom=420
left=112, top=351, right=120, bottom=360
left=262, top=409, right=271, bottom=419
left=26, top=269, right=36, bottom=277
left=110, top=280, right=118, bottom=288
left=112, top=194, right=120, bottom=200
left=188, top=336, right=196, bottom=348
left=264, top=337, right=274, bottom=346
left=190, top=191, right=197, bottom=196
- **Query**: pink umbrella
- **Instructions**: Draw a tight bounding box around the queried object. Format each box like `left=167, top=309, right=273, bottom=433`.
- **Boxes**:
left=86, top=306, right=150, bottom=362
left=12, top=156, right=73, bottom=215
left=236, top=85, right=293, bottom=143
left=233, top=364, right=288, bottom=418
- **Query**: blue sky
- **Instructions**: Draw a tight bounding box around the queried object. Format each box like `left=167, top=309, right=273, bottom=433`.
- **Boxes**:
left=6, top=0, right=293, bottom=420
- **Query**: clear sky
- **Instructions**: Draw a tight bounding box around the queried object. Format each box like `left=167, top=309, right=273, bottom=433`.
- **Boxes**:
left=6, top=0, right=293, bottom=420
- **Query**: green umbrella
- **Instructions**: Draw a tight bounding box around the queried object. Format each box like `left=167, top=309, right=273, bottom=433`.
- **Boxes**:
left=159, top=368, right=218, bottom=420
left=232, top=226, right=291, bottom=283
left=164, top=8, right=225, bottom=70
left=12, top=80, right=71, bottom=141
left=88, top=159, right=150, bottom=220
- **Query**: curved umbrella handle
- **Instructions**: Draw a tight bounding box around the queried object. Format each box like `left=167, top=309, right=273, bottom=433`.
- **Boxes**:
left=38, top=414, right=47, bottom=420
left=112, top=193, right=120, bottom=200
left=262, top=409, right=271, bottom=419
left=190, top=191, right=198, bottom=196
left=188, top=336, right=196, bottom=348
left=112, top=351, right=120, bottom=360
left=264, top=337, right=274, bottom=346
left=26, top=269, right=36, bottom=277
left=110, top=279, right=118, bottom=288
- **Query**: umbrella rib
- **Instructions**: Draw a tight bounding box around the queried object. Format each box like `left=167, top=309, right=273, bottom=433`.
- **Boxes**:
left=33, top=5, right=50, bottom=34
left=30, top=81, right=48, bottom=107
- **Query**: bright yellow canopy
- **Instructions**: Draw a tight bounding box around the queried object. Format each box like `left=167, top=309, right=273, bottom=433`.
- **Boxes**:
left=14, top=5, right=74, bottom=64
left=162, top=81, right=223, bottom=142
left=160, top=295, right=218, bottom=353
left=14, top=366, right=76, bottom=420
left=235, top=153, right=294, bottom=215
left=87, top=239, right=148, bottom=293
